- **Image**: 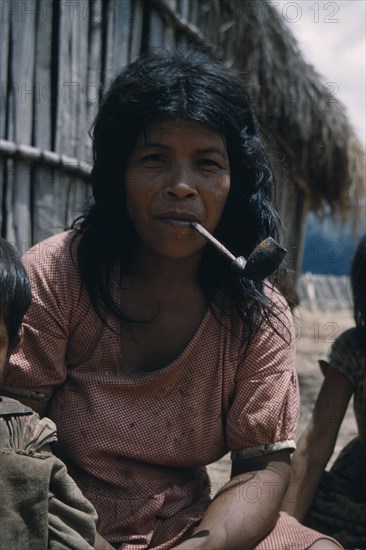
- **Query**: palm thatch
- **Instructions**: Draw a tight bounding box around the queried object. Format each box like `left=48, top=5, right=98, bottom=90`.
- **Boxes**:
left=219, top=1, right=365, bottom=216
left=152, top=0, right=365, bottom=216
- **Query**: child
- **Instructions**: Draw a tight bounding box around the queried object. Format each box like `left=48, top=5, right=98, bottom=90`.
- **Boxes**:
left=0, top=237, right=97, bottom=549
left=282, top=234, right=366, bottom=547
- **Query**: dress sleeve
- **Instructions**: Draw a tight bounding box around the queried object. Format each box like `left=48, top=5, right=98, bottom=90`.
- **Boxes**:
left=3, top=234, right=74, bottom=398
left=226, top=291, right=299, bottom=460
left=322, top=328, right=361, bottom=387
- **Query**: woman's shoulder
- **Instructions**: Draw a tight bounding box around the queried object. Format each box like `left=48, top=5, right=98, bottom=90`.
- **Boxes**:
left=218, top=284, right=293, bottom=348
left=20, top=231, right=83, bottom=306
left=261, top=284, right=294, bottom=333
left=264, top=283, right=292, bottom=311
left=222, top=284, right=291, bottom=321
left=22, top=230, right=78, bottom=267
left=21, top=230, right=81, bottom=282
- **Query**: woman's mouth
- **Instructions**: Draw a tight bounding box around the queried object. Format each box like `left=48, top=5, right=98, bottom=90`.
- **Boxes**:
left=160, top=218, right=191, bottom=226
left=157, top=213, right=201, bottom=226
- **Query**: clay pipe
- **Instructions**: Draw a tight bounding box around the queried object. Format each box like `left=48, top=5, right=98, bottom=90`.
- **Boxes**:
left=191, top=222, right=287, bottom=281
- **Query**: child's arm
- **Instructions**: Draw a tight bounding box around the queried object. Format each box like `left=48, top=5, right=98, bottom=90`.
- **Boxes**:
left=281, top=365, right=353, bottom=521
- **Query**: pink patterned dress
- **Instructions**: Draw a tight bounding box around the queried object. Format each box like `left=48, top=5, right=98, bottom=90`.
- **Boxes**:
left=4, top=231, right=341, bottom=549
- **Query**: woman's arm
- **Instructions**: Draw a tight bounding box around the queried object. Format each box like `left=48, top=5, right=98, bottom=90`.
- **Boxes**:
left=94, top=531, right=115, bottom=549
left=281, top=365, right=353, bottom=521
left=172, top=449, right=291, bottom=550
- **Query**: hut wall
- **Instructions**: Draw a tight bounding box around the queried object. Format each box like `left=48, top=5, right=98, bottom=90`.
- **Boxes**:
left=0, top=0, right=307, bottom=286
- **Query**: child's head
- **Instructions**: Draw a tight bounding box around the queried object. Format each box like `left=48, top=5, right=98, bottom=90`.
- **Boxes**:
left=0, top=238, right=31, bottom=375
left=351, top=233, right=366, bottom=328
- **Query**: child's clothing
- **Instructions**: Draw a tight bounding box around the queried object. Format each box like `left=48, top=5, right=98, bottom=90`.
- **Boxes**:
left=306, top=327, right=366, bottom=547
left=0, top=395, right=97, bottom=549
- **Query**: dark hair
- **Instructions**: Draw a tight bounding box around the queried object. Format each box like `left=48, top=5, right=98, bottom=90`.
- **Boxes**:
left=351, top=233, right=366, bottom=328
left=0, top=238, right=32, bottom=349
left=72, top=48, right=286, bottom=342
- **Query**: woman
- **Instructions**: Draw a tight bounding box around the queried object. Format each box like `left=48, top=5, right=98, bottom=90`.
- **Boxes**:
left=2, top=49, right=340, bottom=549
left=282, top=234, right=366, bottom=548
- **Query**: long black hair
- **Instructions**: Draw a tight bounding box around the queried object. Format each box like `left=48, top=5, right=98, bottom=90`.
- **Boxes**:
left=0, top=238, right=32, bottom=349
left=351, top=233, right=366, bottom=328
left=72, top=48, right=286, bottom=342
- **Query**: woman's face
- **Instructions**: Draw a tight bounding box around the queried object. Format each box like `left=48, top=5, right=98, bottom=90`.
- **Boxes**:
left=125, top=118, right=231, bottom=260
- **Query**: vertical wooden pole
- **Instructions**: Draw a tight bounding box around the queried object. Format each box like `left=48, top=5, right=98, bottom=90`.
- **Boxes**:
left=129, top=0, right=144, bottom=61
left=112, top=0, right=131, bottom=72
left=0, top=6, right=11, bottom=233
left=55, top=0, right=90, bottom=231
left=6, top=3, right=36, bottom=250
left=149, top=8, right=166, bottom=48
left=33, top=0, right=55, bottom=244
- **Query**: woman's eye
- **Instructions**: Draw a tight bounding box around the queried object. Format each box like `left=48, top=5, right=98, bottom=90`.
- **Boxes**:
left=142, top=154, right=165, bottom=164
left=197, top=159, right=222, bottom=171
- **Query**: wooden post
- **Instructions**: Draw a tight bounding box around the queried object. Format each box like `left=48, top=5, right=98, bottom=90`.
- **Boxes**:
left=0, top=5, right=10, bottom=233
left=129, top=0, right=144, bottom=61
left=55, top=1, right=91, bottom=232
left=6, top=7, right=36, bottom=250
left=112, top=0, right=131, bottom=72
left=149, top=7, right=166, bottom=48
left=87, top=0, right=103, bottom=124
left=32, top=0, right=55, bottom=244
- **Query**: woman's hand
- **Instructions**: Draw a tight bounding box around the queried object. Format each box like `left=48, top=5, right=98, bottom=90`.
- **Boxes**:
left=171, top=530, right=220, bottom=550
left=172, top=450, right=291, bottom=550
left=94, top=531, right=115, bottom=549
left=171, top=540, right=208, bottom=550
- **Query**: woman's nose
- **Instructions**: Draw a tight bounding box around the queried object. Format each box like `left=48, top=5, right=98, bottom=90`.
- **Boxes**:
left=164, top=166, right=198, bottom=200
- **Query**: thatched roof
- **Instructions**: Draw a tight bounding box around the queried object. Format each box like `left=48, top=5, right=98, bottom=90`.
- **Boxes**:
left=220, top=0, right=365, bottom=216
left=1, top=0, right=364, bottom=222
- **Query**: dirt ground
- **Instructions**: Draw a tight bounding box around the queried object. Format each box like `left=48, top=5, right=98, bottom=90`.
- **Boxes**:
left=207, top=306, right=357, bottom=495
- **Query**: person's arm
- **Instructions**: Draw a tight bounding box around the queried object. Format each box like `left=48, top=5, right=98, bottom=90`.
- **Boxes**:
left=173, top=290, right=296, bottom=549
left=281, top=365, right=353, bottom=521
left=93, top=531, right=115, bottom=549
left=172, top=449, right=291, bottom=550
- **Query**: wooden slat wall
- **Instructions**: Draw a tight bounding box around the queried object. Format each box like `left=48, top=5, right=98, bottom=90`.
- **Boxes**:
left=150, top=6, right=166, bottom=48
left=0, top=4, right=10, bottom=230
left=129, top=0, right=144, bottom=61
left=6, top=4, right=37, bottom=251
left=32, top=0, right=55, bottom=245
left=0, top=0, right=305, bottom=289
left=56, top=1, right=89, bottom=231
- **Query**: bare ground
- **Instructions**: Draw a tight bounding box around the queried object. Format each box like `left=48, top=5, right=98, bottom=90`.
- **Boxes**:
left=207, top=306, right=357, bottom=494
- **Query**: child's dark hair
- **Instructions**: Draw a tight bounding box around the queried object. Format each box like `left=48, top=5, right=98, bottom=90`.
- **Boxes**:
left=351, top=233, right=366, bottom=328
left=0, top=238, right=32, bottom=349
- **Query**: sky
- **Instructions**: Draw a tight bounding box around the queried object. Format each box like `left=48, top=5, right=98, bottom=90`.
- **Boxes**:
left=271, top=1, right=365, bottom=273
left=272, top=0, right=366, bottom=148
